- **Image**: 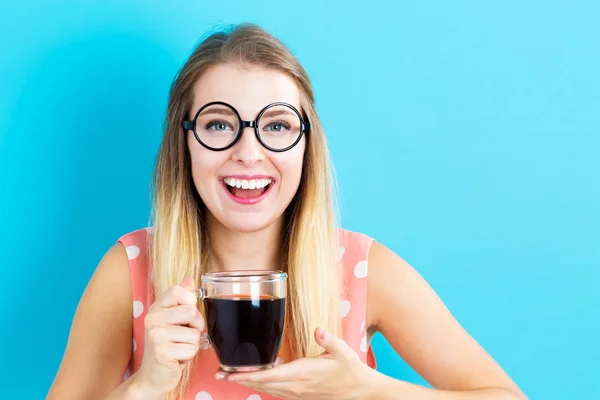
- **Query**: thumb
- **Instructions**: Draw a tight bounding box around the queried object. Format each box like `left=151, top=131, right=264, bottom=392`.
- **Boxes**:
left=180, top=277, right=196, bottom=291
left=179, top=277, right=198, bottom=306
left=314, top=328, right=352, bottom=359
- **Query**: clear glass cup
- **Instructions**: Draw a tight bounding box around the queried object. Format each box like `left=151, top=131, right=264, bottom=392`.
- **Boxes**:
left=196, top=270, right=287, bottom=372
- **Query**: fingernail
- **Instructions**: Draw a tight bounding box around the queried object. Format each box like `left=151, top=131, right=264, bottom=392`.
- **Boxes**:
left=319, top=328, right=327, bottom=339
left=181, top=277, right=194, bottom=288
left=215, top=372, right=226, bottom=380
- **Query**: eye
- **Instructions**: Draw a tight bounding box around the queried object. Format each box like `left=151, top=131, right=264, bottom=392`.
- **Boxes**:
left=265, top=121, right=291, bottom=132
left=206, top=120, right=235, bottom=132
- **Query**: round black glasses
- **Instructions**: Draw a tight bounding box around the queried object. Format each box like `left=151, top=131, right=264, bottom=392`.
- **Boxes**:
left=182, top=101, right=311, bottom=152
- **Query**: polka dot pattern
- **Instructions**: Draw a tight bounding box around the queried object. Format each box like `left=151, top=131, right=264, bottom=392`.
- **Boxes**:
left=336, top=246, right=346, bottom=261
left=133, top=301, right=144, bottom=318
left=340, top=300, right=351, bottom=318
left=354, top=260, right=368, bottom=278
left=126, top=245, right=140, bottom=260
left=119, top=226, right=376, bottom=399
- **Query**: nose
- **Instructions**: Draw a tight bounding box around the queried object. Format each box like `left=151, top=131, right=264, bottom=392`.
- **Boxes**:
left=231, top=127, right=265, bottom=167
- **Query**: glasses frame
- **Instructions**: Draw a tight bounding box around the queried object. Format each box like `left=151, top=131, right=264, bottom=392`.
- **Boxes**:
left=182, top=101, right=311, bottom=152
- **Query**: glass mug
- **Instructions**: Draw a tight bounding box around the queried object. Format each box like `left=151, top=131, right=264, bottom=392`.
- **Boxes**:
left=196, top=270, right=287, bottom=372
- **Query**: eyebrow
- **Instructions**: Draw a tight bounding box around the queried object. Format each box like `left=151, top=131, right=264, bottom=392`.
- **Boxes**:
left=199, top=107, right=237, bottom=117
left=260, top=108, right=297, bottom=119
left=198, top=106, right=298, bottom=119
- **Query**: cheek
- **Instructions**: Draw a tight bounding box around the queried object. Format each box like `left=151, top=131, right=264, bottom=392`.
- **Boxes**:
left=188, top=141, right=222, bottom=191
left=275, top=146, right=305, bottom=188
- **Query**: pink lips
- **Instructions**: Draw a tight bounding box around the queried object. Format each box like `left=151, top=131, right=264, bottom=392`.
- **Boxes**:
left=220, top=175, right=275, bottom=205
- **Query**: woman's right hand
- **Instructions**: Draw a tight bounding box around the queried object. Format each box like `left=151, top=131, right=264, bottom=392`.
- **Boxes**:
left=134, top=277, right=205, bottom=397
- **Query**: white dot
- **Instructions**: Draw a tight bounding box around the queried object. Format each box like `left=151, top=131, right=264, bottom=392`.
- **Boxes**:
left=360, top=319, right=365, bottom=333
left=247, top=395, right=262, bottom=400
left=360, top=336, right=368, bottom=353
left=340, top=300, right=351, bottom=318
left=195, top=392, right=213, bottom=400
left=123, top=368, right=131, bottom=381
left=133, top=339, right=137, bottom=352
left=133, top=301, right=144, bottom=318
left=354, top=261, right=368, bottom=278
left=126, top=245, right=140, bottom=260
left=336, top=246, right=346, bottom=261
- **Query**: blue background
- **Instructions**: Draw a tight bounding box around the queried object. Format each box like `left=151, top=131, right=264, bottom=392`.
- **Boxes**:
left=1, top=1, right=598, bottom=399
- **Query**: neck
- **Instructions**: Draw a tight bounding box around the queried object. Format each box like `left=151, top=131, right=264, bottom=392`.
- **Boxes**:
left=206, top=213, right=284, bottom=272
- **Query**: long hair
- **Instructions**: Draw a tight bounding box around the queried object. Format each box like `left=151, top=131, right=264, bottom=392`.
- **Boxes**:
left=149, top=23, right=341, bottom=399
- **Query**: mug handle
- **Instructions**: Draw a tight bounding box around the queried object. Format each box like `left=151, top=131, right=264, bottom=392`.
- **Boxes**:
left=195, top=288, right=211, bottom=350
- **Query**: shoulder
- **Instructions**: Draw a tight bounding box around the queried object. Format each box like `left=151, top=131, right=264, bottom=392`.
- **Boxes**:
left=337, top=227, right=405, bottom=269
left=115, top=227, right=153, bottom=293
left=338, top=229, right=410, bottom=335
left=83, top=226, right=152, bottom=305
left=341, top=230, right=418, bottom=330
left=117, top=226, right=153, bottom=250
left=367, top=239, right=406, bottom=272
left=338, top=228, right=375, bottom=260
left=338, top=227, right=373, bottom=243
left=94, top=227, right=148, bottom=292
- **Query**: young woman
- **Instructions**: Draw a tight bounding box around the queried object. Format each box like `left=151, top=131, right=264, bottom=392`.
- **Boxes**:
left=48, top=24, right=527, bottom=400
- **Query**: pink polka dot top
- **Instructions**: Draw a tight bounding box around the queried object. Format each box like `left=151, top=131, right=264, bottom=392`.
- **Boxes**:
left=118, top=227, right=377, bottom=400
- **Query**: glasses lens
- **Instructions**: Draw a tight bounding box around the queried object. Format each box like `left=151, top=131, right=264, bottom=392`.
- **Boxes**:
left=257, top=105, right=302, bottom=150
left=195, top=104, right=240, bottom=149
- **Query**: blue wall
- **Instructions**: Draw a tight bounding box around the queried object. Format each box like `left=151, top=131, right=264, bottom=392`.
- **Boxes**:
left=1, top=1, right=598, bottom=398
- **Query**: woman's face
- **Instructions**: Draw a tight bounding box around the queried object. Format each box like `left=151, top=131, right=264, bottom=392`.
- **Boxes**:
left=187, top=64, right=306, bottom=233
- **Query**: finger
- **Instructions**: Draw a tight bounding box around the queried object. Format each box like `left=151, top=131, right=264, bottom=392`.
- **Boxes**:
left=214, top=369, right=230, bottom=381
left=155, top=343, right=198, bottom=363
left=165, top=325, right=202, bottom=345
left=228, top=359, right=309, bottom=383
left=314, top=327, right=352, bottom=359
left=159, top=284, right=197, bottom=307
left=163, top=304, right=205, bottom=330
left=234, top=381, right=297, bottom=399
left=148, top=326, right=200, bottom=346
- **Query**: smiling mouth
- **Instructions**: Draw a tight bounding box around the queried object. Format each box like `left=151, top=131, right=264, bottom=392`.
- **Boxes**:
left=222, top=177, right=273, bottom=200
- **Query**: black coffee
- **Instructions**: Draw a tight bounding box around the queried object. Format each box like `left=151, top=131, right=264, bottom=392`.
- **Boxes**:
left=204, top=295, right=285, bottom=367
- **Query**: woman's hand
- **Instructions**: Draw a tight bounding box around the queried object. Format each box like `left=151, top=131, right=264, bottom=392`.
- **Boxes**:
left=219, top=328, right=372, bottom=400
left=134, top=277, right=206, bottom=397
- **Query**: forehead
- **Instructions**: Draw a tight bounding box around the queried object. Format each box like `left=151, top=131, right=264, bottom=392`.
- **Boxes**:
left=191, top=64, right=301, bottom=119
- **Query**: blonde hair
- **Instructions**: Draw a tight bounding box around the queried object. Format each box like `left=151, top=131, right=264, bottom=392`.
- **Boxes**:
left=150, top=23, right=341, bottom=399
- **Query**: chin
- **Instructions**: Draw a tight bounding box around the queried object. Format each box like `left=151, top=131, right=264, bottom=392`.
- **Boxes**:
left=220, top=214, right=281, bottom=234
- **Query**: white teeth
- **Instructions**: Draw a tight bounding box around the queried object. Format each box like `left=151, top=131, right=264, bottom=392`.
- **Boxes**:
left=224, top=177, right=272, bottom=189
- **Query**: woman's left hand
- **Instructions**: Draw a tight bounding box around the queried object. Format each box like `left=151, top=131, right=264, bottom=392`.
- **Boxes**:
left=216, top=328, right=373, bottom=400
